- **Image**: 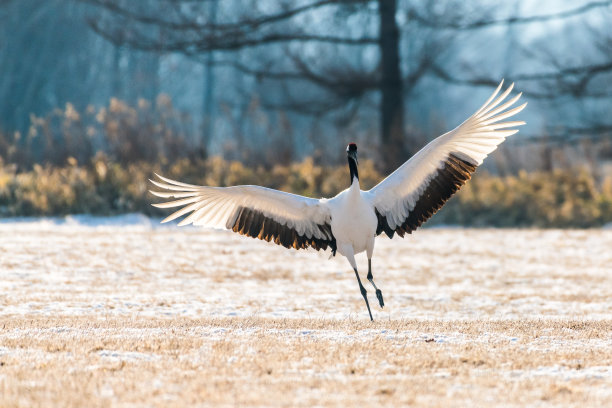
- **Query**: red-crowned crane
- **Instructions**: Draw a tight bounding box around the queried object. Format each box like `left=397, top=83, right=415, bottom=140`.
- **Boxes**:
left=150, top=81, right=526, bottom=320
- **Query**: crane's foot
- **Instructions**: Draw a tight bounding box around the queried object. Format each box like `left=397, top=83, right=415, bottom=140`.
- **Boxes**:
left=375, top=289, right=384, bottom=308
left=367, top=274, right=384, bottom=308
left=360, top=286, right=373, bottom=321
left=367, top=259, right=384, bottom=309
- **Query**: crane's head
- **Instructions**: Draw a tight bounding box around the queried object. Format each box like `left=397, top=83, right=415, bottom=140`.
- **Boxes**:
left=346, top=143, right=358, bottom=164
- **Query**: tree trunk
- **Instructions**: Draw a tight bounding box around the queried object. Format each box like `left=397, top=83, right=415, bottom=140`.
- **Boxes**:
left=378, top=0, right=406, bottom=172
left=112, top=44, right=122, bottom=99
left=202, top=0, right=218, bottom=151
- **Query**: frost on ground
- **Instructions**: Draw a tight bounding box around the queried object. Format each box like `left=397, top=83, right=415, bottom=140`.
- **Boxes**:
left=1, top=216, right=612, bottom=407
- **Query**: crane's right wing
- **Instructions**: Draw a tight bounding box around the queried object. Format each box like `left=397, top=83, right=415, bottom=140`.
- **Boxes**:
left=150, top=175, right=336, bottom=253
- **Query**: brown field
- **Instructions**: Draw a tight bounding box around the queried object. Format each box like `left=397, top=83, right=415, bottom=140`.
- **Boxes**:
left=1, top=218, right=612, bottom=407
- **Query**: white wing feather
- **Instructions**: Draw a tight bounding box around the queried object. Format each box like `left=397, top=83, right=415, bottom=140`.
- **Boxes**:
left=367, top=80, right=526, bottom=231
left=150, top=174, right=332, bottom=240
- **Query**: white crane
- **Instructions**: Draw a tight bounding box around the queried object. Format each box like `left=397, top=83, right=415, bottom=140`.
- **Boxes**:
left=150, top=80, right=526, bottom=320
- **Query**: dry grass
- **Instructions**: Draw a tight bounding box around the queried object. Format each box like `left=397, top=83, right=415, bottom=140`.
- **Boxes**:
left=1, top=158, right=611, bottom=227
left=1, top=223, right=612, bottom=407
left=2, top=317, right=612, bottom=407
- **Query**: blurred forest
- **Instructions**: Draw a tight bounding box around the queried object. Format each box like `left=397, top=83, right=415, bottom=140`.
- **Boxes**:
left=0, top=0, right=611, bottom=225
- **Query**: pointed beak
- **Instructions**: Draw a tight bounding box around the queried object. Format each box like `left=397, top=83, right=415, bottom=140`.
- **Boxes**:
left=348, top=150, right=358, bottom=165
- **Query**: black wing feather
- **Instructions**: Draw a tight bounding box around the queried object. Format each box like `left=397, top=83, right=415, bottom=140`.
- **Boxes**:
left=376, top=153, right=477, bottom=238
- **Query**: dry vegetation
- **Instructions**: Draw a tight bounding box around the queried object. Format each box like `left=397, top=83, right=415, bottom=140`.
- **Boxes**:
left=1, top=156, right=611, bottom=227
left=1, top=97, right=612, bottom=226
left=1, top=223, right=612, bottom=407
left=2, top=316, right=612, bottom=407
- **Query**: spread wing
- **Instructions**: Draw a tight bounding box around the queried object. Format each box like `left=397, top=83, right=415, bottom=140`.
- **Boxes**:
left=150, top=174, right=336, bottom=253
left=367, top=80, right=526, bottom=238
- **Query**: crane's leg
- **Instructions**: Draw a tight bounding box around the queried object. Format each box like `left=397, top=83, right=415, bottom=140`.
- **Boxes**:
left=367, top=259, right=384, bottom=308
left=342, top=246, right=373, bottom=321
left=354, top=268, right=373, bottom=321
left=366, top=240, right=384, bottom=308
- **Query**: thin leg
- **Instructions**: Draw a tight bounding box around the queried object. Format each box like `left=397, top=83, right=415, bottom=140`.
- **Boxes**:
left=342, top=245, right=374, bottom=321
left=353, top=268, right=373, bottom=321
left=367, top=259, right=384, bottom=308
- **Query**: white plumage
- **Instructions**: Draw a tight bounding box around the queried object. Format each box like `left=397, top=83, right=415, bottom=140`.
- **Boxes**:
left=367, top=81, right=526, bottom=233
left=151, top=80, right=526, bottom=320
left=151, top=182, right=332, bottom=240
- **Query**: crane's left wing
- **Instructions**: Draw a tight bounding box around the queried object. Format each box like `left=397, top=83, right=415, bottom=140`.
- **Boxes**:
left=366, top=80, right=526, bottom=238
left=150, top=175, right=336, bottom=253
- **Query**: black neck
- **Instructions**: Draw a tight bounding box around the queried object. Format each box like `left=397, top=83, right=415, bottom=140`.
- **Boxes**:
left=348, top=156, right=359, bottom=185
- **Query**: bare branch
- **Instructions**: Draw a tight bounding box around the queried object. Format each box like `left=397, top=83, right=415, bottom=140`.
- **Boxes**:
left=409, top=1, right=612, bottom=30
left=430, top=61, right=612, bottom=98
left=212, top=59, right=308, bottom=81
left=88, top=18, right=378, bottom=52
left=82, top=0, right=373, bottom=38
left=83, top=0, right=337, bottom=31
left=509, top=126, right=612, bottom=145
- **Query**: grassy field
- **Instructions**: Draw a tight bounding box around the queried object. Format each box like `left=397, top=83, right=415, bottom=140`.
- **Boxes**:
left=1, top=218, right=612, bottom=407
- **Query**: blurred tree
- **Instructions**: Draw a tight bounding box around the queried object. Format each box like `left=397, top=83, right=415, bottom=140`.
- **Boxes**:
left=0, top=0, right=160, bottom=132
left=79, top=0, right=458, bottom=172
left=202, top=0, right=218, bottom=150
left=422, top=1, right=612, bottom=143
left=1, top=0, right=610, bottom=172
